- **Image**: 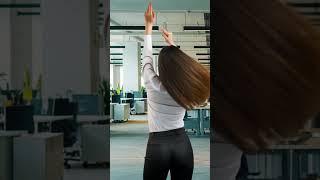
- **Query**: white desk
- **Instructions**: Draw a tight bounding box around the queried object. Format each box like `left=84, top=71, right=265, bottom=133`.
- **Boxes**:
left=120, top=98, right=133, bottom=101
left=134, top=98, right=147, bottom=101
left=33, top=115, right=110, bottom=133
left=33, top=115, right=73, bottom=133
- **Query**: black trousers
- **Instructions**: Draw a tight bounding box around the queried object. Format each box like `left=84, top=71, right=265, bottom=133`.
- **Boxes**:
left=143, top=128, right=194, bottom=180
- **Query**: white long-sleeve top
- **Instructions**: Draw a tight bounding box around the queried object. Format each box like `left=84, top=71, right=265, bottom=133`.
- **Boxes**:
left=142, top=35, right=186, bottom=132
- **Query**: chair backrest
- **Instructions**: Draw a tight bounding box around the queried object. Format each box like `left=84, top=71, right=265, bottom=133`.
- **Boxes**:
left=6, top=105, right=34, bottom=133
left=51, top=101, right=78, bottom=147
left=72, top=94, right=103, bottom=115
left=53, top=98, right=74, bottom=115
left=142, top=91, right=147, bottom=98
left=125, top=92, right=134, bottom=99
left=112, top=95, right=121, bottom=104
left=125, top=93, right=134, bottom=108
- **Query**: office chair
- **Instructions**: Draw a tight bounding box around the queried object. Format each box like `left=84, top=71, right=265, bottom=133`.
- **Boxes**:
left=143, top=91, right=147, bottom=98
left=236, top=154, right=249, bottom=180
left=51, top=99, right=79, bottom=169
left=124, top=93, right=135, bottom=115
left=6, top=105, right=34, bottom=133
left=111, top=95, right=121, bottom=104
left=183, top=111, right=199, bottom=134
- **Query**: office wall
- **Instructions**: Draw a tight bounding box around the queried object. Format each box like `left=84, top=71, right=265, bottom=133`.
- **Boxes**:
left=0, top=0, right=12, bottom=87
left=31, top=15, right=43, bottom=88
left=10, top=0, right=33, bottom=90
left=42, top=0, right=92, bottom=98
left=99, top=47, right=108, bottom=81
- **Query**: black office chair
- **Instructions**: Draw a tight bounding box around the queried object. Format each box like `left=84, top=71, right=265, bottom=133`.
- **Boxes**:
left=236, top=154, right=249, bottom=180
left=6, top=105, right=34, bottom=133
left=111, top=95, right=121, bottom=104
left=125, top=93, right=134, bottom=108
left=51, top=99, right=79, bottom=169
left=143, top=91, right=147, bottom=98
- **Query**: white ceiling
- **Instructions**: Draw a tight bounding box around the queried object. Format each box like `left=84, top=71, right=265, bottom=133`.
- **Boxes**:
left=110, top=3, right=211, bottom=68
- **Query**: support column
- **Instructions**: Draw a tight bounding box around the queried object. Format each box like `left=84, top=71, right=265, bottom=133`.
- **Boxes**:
left=113, top=65, right=121, bottom=88
left=42, top=0, right=92, bottom=98
left=0, top=0, right=12, bottom=88
left=10, top=0, right=33, bottom=90
left=123, top=42, right=141, bottom=92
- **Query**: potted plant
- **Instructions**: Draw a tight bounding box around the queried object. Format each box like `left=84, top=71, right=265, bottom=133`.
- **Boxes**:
left=22, top=67, right=32, bottom=104
left=98, top=78, right=110, bottom=115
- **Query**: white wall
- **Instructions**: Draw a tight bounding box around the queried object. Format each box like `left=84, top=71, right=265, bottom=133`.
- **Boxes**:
left=123, top=42, right=141, bottom=92
left=0, top=0, right=11, bottom=88
left=32, top=15, right=43, bottom=88
left=99, top=47, right=108, bottom=81
left=10, top=0, right=33, bottom=90
left=42, top=0, right=92, bottom=98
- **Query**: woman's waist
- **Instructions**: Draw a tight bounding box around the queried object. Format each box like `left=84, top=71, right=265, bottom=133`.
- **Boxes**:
left=149, top=127, right=186, bottom=137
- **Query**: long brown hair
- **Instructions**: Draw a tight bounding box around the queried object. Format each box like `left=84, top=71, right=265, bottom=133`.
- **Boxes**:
left=158, top=46, right=210, bottom=110
left=214, top=0, right=320, bottom=152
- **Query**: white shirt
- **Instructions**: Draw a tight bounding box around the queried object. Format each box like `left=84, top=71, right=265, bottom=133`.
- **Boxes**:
left=142, top=35, right=186, bottom=132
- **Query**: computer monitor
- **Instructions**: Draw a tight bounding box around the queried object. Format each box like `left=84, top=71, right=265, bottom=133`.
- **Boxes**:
left=72, top=94, right=104, bottom=115
left=133, top=91, right=142, bottom=98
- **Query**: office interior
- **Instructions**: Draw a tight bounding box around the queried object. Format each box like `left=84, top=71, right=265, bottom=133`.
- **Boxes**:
left=0, top=0, right=109, bottom=180
left=109, top=0, right=210, bottom=179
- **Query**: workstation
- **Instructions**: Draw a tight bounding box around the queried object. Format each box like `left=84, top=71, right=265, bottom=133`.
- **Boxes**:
left=0, top=0, right=109, bottom=179
left=109, top=0, right=211, bottom=179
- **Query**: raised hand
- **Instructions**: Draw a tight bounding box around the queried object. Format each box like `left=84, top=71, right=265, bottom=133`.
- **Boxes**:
left=161, top=28, right=175, bottom=46
left=145, top=3, right=155, bottom=35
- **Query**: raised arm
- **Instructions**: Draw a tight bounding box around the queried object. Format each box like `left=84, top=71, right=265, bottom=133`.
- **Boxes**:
left=142, top=3, right=167, bottom=93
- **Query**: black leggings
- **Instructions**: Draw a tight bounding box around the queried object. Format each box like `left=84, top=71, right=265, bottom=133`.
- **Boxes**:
left=143, top=128, right=194, bottom=180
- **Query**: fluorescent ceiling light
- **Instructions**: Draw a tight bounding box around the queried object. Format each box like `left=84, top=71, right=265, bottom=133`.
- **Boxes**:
left=194, top=46, right=210, bottom=49
left=111, top=26, right=159, bottom=31
left=183, top=26, right=210, bottom=31
left=196, top=53, right=210, bottom=56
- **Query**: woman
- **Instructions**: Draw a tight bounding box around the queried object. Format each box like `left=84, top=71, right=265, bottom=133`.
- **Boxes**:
left=214, top=0, right=320, bottom=179
left=142, top=3, right=210, bottom=180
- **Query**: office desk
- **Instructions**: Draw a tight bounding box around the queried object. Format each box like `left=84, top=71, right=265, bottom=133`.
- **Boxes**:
left=194, top=105, right=210, bottom=135
left=250, top=138, right=320, bottom=180
left=120, top=98, right=133, bottom=102
left=76, top=115, right=110, bottom=124
left=33, top=115, right=73, bottom=133
left=0, top=130, right=28, bottom=180
left=13, top=133, right=64, bottom=180
left=34, top=115, right=110, bottom=133
left=134, top=98, right=147, bottom=101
